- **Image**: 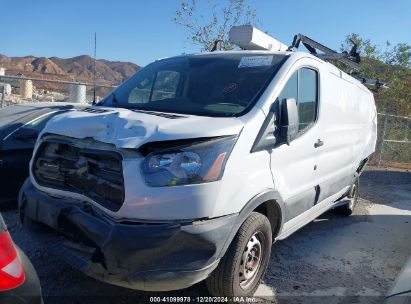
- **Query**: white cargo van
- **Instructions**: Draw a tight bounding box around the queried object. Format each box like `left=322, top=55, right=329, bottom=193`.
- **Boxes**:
left=19, top=27, right=377, bottom=296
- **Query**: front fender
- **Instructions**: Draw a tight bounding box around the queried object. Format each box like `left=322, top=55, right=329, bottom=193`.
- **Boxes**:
left=217, top=189, right=286, bottom=259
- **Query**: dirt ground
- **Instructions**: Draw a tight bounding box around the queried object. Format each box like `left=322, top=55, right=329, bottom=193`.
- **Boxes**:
left=2, top=168, right=411, bottom=304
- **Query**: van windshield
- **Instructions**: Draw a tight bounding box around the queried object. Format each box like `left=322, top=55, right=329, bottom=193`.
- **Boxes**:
left=99, top=54, right=287, bottom=117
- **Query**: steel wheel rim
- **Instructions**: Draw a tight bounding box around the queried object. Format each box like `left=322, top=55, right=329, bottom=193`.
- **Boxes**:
left=239, top=231, right=265, bottom=290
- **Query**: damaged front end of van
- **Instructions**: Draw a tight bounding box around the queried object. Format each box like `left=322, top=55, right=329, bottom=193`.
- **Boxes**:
left=18, top=108, right=245, bottom=291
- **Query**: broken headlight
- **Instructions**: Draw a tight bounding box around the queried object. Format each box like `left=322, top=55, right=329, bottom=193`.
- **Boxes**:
left=141, top=136, right=237, bottom=186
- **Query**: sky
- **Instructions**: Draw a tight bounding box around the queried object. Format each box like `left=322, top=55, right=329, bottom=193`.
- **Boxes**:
left=0, top=0, right=410, bottom=66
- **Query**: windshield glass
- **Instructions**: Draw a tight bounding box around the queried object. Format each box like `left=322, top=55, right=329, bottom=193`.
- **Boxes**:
left=99, top=53, right=287, bottom=117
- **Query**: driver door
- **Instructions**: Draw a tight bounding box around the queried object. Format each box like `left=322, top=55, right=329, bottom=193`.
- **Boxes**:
left=270, top=67, right=321, bottom=222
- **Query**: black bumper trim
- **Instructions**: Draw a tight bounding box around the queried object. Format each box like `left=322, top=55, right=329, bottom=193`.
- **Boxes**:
left=19, top=179, right=237, bottom=291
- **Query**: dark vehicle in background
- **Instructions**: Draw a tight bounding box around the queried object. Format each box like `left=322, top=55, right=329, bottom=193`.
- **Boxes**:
left=0, top=213, right=42, bottom=303
left=0, top=103, right=84, bottom=205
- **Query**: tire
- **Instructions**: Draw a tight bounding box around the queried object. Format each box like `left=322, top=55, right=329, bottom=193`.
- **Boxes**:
left=206, top=212, right=272, bottom=297
left=335, top=178, right=359, bottom=216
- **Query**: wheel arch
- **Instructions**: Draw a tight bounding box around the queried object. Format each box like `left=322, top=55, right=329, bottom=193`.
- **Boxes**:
left=218, top=190, right=286, bottom=259
left=236, top=190, right=286, bottom=239
left=254, top=199, right=283, bottom=238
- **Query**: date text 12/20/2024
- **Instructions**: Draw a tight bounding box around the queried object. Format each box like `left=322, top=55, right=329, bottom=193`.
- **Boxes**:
left=150, top=297, right=258, bottom=303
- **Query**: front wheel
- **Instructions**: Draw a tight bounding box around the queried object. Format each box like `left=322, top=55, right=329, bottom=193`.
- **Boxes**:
left=206, top=212, right=272, bottom=296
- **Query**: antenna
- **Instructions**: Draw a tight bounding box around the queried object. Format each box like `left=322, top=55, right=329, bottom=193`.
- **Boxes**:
left=92, top=32, right=97, bottom=105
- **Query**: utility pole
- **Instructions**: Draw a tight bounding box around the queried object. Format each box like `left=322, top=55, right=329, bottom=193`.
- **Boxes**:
left=377, top=109, right=389, bottom=166
left=93, top=32, right=97, bottom=104
left=1, top=86, right=5, bottom=108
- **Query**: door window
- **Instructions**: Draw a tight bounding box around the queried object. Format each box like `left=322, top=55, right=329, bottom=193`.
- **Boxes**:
left=298, top=68, right=318, bottom=131
left=278, top=71, right=297, bottom=102
left=278, top=68, right=318, bottom=133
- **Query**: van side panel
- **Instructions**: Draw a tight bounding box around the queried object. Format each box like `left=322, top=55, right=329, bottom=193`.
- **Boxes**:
left=316, top=64, right=377, bottom=203
left=350, top=85, right=377, bottom=169
left=332, top=68, right=377, bottom=169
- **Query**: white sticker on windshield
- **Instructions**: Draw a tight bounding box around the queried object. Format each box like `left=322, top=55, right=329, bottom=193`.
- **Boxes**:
left=238, top=56, right=273, bottom=68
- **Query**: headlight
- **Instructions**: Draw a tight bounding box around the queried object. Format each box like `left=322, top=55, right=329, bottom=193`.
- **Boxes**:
left=141, top=136, right=237, bottom=186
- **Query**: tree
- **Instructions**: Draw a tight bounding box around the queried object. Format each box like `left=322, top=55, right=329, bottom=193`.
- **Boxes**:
left=384, top=43, right=411, bottom=67
left=174, top=0, right=257, bottom=51
left=340, top=33, right=379, bottom=59
left=338, top=33, right=411, bottom=116
left=341, top=34, right=411, bottom=68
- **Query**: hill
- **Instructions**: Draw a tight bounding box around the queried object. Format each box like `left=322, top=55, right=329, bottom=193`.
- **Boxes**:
left=0, top=54, right=140, bottom=85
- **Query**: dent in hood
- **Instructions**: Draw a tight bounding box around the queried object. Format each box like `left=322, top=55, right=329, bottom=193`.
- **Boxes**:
left=40, top=107, right=244, bottom=149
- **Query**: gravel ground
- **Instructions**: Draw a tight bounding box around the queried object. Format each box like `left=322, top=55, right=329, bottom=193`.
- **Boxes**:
left=2, top=169, right=411, bottom=304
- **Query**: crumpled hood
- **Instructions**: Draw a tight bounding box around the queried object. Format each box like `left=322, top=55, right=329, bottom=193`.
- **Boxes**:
left=40, top=107, right=244, bottom=148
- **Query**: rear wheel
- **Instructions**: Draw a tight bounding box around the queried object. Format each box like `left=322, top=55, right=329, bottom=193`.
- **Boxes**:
left=206, top=212, right=272, bottom=296
left=335, top=178, right=359, bottom=216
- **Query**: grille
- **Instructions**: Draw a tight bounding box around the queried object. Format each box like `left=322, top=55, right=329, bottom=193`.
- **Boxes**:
left=33, top=140, right=125, bottom=212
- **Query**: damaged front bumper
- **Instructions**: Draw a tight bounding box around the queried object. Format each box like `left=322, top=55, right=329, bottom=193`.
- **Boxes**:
left=19, top=179, right=237, bottom=291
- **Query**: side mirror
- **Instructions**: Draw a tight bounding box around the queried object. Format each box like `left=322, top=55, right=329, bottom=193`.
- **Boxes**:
left=12, top=127, right=39, bottom=140
left=280, top=98, right=299, bottom=144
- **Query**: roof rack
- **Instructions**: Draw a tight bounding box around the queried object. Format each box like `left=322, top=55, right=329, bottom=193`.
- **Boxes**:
left=288, top=34, right=361, bottom=71
left=288, top=34, right=389, bottom=89
left=227, top=25, right=389, bottom=90
left=353, top=76, right=390, bottom=90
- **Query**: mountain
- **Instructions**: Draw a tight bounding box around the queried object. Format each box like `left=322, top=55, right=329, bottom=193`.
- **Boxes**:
left=0, top=54, right=140, bottom=85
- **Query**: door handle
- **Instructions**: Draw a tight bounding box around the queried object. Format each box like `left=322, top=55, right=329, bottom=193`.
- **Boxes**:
left=314, top=139, right=324, bottom=148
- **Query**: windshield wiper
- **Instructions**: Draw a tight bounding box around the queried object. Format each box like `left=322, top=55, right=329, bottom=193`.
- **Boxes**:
left=131, top=109, right=186, bottom=119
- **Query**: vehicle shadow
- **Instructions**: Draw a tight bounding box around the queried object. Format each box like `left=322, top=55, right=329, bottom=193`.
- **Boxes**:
left=360, top=169, right=411, bottom=212
left=264, top=213, right=411, bottom=302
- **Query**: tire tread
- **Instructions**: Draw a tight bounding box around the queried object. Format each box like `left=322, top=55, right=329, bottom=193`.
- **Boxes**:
left=206, top=212, right=272, bottom=296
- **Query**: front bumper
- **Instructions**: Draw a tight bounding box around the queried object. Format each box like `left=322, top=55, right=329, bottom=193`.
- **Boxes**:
left=19, top=179, right=237, bottom=291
